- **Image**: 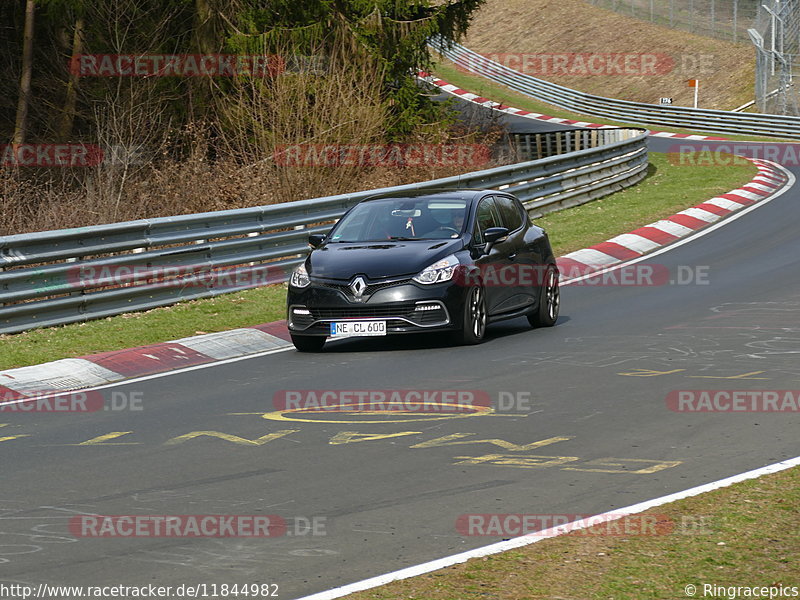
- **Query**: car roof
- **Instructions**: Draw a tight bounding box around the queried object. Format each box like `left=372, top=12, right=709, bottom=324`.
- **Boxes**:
left=359, top=189, right=509, bottom=203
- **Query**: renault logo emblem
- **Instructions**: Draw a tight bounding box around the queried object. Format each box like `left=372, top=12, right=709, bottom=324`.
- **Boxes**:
left=350, top=276, right=367, bottom=300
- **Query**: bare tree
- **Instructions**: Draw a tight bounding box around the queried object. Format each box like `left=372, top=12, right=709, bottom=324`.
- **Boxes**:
left=57, top=15, right=84, bottom=141
left=12, top=0, right=35, bottom=144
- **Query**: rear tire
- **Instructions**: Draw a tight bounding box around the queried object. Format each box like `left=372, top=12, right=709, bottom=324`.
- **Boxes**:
left=454, top=285, right=487, bottom=345
left=528, top=266, right=559, bottom=327
left=291, top=334, right=326, bottom=352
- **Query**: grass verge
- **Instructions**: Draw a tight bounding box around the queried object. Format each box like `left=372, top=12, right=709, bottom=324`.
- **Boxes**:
left=0, top=286, right=288, bottom=370
left=0, top=153, right=757, bottom=370
left=341, top=465, right=799, bottom=600
left=433, top=60, right=795, bottom=144
left=538, top=152, right=757, bottom=256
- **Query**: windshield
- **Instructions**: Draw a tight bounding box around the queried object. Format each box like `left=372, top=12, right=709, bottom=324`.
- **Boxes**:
left=328, top=197, right=468, bottom=242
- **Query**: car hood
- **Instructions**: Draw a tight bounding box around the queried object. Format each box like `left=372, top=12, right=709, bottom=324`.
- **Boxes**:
left=307, top=239, right=464, bottom=280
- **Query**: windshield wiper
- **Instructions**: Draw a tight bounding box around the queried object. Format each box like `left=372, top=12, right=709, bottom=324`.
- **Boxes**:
left=386, top=236, right=417, bottom=241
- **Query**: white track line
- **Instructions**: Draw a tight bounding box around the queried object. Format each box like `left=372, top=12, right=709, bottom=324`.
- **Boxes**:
left=293, top=454, right=800, bottom=600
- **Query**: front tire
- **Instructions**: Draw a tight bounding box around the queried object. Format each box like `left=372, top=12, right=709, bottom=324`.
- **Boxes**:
left=528, top=265, right=559, bottom=327
left=291, top=334, right=326, bottom=352
left=454, top=285, right=487, bottom=345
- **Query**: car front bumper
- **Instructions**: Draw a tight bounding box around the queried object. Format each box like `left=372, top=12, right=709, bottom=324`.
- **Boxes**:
left=287, top=278, right=469, bottom=337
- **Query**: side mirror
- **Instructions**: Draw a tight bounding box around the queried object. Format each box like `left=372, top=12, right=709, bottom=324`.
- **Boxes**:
left=482, top=227, right=509, bottom=254
left=308, top=233, right=326, bottom=248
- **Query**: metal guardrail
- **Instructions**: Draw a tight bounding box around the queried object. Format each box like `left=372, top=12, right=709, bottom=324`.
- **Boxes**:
left=0, top=127, right=647, bottom=334
left=431, top=39, right=800, bottom=140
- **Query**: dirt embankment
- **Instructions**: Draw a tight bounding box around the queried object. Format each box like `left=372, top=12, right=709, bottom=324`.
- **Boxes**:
left=461, top=0, right=755, bottom=110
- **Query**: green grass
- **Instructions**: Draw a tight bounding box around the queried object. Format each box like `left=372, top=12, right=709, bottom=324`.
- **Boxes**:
left=434, top=61, right=795, bottom=143
left=539, top=152, right=757, bottom=256
left=0, top=152, right=757, bottom=370
left=342, top=466, right=799, bottom=600
left=0, top=286, right=288, bottom=370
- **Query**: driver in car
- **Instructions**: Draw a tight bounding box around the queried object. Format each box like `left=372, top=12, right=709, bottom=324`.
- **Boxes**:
left=439, top=208, right=465, bottom=238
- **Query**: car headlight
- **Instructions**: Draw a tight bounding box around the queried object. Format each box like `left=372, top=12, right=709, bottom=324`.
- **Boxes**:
left=413, top=254, right=460, bottom=284
left=289, top=263, right=311, bottom=288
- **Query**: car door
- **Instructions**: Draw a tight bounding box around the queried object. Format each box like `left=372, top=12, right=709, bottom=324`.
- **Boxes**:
left=472, top=196, right=515, bottom=314
left=493, top=194, right=542, bottom=309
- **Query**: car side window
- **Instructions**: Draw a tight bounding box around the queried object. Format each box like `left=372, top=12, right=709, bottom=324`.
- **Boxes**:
left=475, top=198, right=501, bottom=240
left=494, top=195, right=524, bottom=231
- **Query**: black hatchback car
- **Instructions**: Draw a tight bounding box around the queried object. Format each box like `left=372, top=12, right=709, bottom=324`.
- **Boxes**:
left=286, top=189, right=559, bottom=351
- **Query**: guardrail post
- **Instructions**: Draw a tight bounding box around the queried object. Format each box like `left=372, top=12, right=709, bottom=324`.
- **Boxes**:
left=65, top=256, right=81, bottom=298
left=247, top=232, right=259, bottom=266
left=294, top=225, right=305, bottom=259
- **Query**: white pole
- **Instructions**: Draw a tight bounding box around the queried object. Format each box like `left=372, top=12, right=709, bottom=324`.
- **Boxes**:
left=694, top=80, right=699, bottom=108
left=770, top=7, right=776, bottom=75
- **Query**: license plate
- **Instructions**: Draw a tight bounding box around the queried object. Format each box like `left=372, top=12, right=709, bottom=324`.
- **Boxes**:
left=330, top=320, right=387, bottom=337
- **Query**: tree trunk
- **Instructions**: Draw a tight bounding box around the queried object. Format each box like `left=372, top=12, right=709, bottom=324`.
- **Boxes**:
left=58, top=16, right=85, bottom=142
left=194, top=0, right=216, bottom=55
left=13, top=0, right=36, bottom=145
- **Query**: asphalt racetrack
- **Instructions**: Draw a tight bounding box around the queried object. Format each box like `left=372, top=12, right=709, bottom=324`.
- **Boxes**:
left=1, top=104, right=798, bottom=599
